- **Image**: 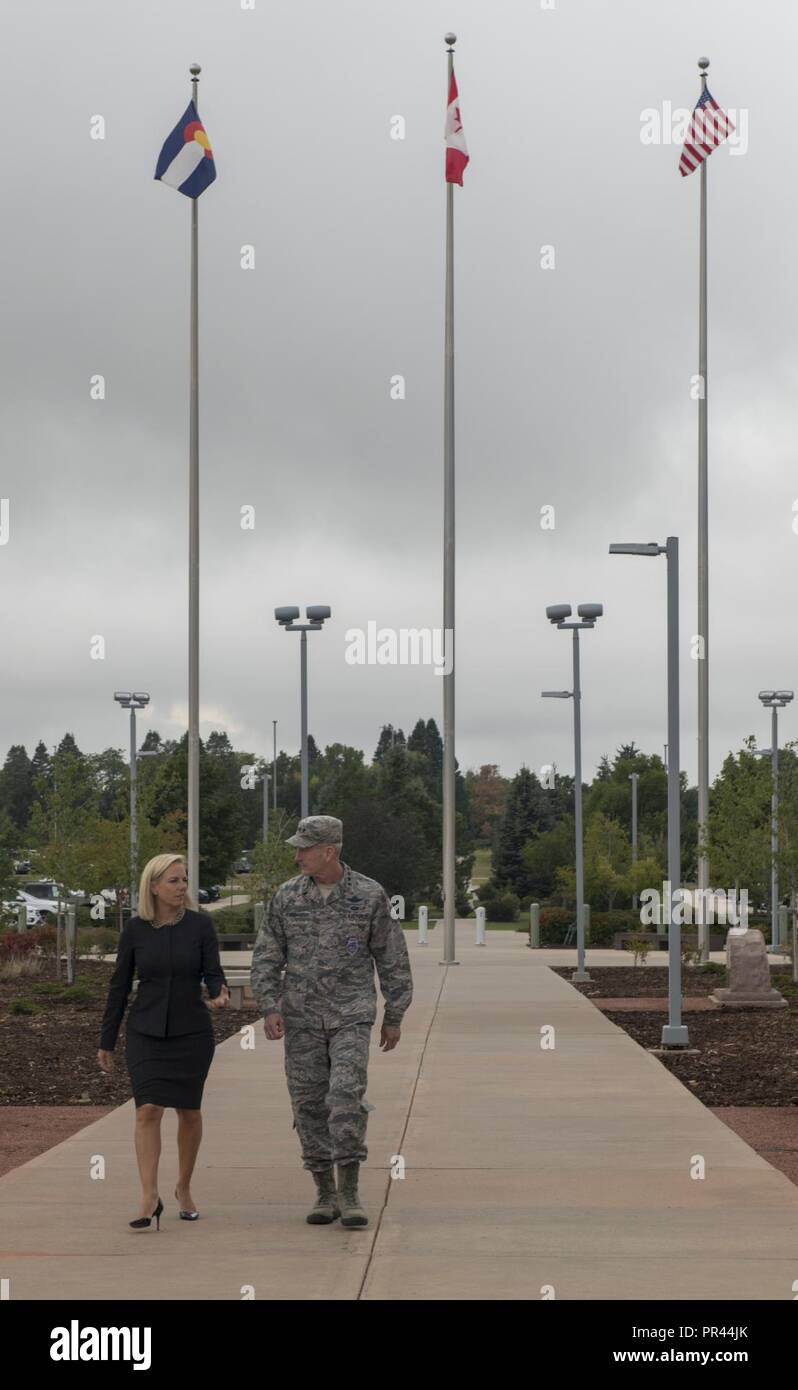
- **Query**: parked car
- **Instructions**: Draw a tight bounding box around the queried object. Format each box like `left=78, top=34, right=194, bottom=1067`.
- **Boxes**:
left=233, top=857, right=252, bottom=874
left=19, top=881, right=86, bottom=915
left=13, top=859, right=32, bottom=874
left=1, top=896, right=43, bottom=928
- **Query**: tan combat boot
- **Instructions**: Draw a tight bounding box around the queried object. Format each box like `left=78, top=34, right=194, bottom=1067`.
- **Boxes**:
left=337, top=1162, right=368, bottom=1228
left=306, top=1168, right=340, bottom=1224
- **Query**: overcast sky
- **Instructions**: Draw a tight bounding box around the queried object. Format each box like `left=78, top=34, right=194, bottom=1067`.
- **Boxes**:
left=2, top=0, right=796, bottom=788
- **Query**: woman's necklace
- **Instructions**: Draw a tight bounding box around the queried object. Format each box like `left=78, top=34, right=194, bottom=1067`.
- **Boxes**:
left=152, top=905, right=187, bottom=928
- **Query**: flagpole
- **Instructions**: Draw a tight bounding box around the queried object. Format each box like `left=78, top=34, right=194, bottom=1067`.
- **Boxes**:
left=188, top=62, right=201, bottom=906
left=697, top=56, right=709, bottom=962
left=441, top=32, right=458, bottom=966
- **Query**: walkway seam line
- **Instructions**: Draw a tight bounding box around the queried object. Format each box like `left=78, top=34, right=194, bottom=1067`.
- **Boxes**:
left=356, top=962, right=450, bottom=1300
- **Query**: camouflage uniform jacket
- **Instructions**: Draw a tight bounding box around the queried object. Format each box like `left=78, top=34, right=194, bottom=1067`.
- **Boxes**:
left=250, top=862, right=413, bottom=1028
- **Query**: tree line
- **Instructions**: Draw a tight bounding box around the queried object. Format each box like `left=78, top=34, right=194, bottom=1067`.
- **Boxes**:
left=0, top=725, right=790, bottom=920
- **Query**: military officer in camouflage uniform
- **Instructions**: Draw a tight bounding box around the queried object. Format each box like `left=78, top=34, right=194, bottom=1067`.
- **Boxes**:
left=251, top=815, right=413, bottom=1228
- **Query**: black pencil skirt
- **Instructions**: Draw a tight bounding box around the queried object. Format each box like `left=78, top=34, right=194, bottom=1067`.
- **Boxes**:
left=125, top=1024, right=215, bottom=1110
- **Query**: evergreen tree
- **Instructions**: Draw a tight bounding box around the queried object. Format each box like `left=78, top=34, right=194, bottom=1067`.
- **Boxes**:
left=373, top=725, right=405, bottom=762
left=493, top=766, right=548, bottom=896
left=89, top=748, right=129, bottom=822
left=0, top=809, right=19, bottom=901
left=595, top=753, right=613, bottom=782
left=29, top=741, right=52, bottom=806
left=0, top=744, right=35, bottom=837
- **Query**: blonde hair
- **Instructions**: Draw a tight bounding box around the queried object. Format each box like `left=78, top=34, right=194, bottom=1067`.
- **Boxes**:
left=138, top=854, right=196, bottom=924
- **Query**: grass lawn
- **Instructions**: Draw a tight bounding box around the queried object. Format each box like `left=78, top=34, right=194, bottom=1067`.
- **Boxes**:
left=471, top=847, right=492, bottom=885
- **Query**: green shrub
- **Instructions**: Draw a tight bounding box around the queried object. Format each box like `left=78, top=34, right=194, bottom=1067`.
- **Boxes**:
left=10, top=999, right=40, bottom=1015
left=481, top=892, right=520, bottom=923
left=624, top=934, right=654, bottom=965
left=212, top=905, right=255, bottom=934
left=539, top=907, right=574, bottom=945
left=475, top=880, right=497, bottom=903
left=77, top=927, right=119, bottom=956
left=59, top=984, right=93, bottom=1003
left=30, top=982, right=66, bottom=995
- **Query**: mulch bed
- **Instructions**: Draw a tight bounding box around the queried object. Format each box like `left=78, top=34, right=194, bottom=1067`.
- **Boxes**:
left=552, top=965, right=798, bottom=1107
left=0, top=959, right=258, bottom=1107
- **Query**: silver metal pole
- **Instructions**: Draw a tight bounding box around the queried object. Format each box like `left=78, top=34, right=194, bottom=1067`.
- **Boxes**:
left=631, top=773, right=638, bottom=912
left=130, top=707, right=137, bottom=914
left=300, top=630, right=308, bottom=818
left=771, top=704, right=778, bottom=951
left=263, top=772, right=269, bottom=841
left=572, top=629, right=589, bottom=981
left=273, top=719, right=277, bottom=810
left=441, top=33, right=458, bottom=966
left=187, top=63, right=201, bottom=908
left=663, top=536, right=688, bottom=1046
left=696, top=57, right=710, bottom=965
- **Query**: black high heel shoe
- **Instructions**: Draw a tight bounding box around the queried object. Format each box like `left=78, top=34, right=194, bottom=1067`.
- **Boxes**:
left=129, top=1197, right=164, bottom=1231
left=175, top=1187, right=199, bottom=1221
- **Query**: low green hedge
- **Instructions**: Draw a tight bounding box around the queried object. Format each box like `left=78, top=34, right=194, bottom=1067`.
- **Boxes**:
left=212, top=904, right=256, bottom=933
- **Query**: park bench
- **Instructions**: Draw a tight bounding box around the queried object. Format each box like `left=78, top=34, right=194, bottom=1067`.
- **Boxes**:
left=215, top=933, right=256, bottom=951
left=224, top=968, right=254, bottom=1008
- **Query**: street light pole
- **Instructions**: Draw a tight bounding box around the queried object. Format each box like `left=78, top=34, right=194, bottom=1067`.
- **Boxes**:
left=114, top=692, right=150, bottom=916
left=772, top=702, right=778, bottom=951
left=629, top=772, right=639, bottom=912
left=758, top=690, right=794, bottom=951
left=275, top=606, right=331, bottom=820
left=609, top=539, right=688, bottom=1047
left=571, top=627, right=586, bottom=980
left=273, top=719, right=278, bottom=811
left=300, top=631, right=308, bottom=818
left=129, top=707, right=137, bottom=913
left=543, top=602, right=603, bottom=983
left=262, top=770, right=270, bottom=841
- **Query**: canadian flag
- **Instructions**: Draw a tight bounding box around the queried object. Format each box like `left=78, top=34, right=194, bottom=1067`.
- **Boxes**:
left=445, top=71, right=469, bottom=185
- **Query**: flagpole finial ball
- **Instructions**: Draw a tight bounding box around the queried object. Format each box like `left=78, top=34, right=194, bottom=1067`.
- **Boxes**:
left=698, top=57, right=710, bottom=70
left=190, top=63, right=201, bottom=76
left=444, top=32, right=457, bottom=47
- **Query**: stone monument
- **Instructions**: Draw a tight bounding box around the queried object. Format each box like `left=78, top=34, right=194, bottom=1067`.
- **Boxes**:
left=709, top=928, right=788, bottom=1009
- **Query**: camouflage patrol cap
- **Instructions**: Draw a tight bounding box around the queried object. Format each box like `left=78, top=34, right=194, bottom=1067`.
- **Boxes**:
left=286, top=815, right=343, bottom=848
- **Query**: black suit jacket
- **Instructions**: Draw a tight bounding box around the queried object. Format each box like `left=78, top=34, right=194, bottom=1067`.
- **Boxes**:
left=99, top=909, right=228, bottom=1051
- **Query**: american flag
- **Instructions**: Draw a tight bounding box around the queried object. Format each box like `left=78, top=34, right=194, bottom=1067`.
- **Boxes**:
left=679, top=87, right=734, bottom=177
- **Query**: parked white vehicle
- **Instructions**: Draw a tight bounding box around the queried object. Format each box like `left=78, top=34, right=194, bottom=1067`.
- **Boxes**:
left=2, top=896, right=44, bottom=927
left=22, top=880, right=87, bottom=910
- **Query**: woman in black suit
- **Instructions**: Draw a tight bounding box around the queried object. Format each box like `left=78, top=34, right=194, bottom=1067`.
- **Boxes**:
left=97, top=854, right=229, bottom=1229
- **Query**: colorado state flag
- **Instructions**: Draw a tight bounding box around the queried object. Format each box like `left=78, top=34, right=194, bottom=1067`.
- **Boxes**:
left=155, top=101, right=216, bottom=198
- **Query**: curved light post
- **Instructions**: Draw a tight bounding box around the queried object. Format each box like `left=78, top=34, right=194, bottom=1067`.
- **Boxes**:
left=629, top=772, right=639, bottom=911
left=610, top=538, right=688, bottom=1047
left=114, top=691, right=150, bottom=914
left=757, top=690, right=794, bottom=952
left=275, top=606, right=331, bottom=818
left=542, top=602, right=603, bottom=982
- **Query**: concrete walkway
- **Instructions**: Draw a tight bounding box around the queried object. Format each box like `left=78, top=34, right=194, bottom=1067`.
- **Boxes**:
left=2, top=926, right=797, bottom=1301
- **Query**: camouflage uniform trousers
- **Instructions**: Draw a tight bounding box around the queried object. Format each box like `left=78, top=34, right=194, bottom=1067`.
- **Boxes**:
left=284, top=1013, right=372, bottom=1173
